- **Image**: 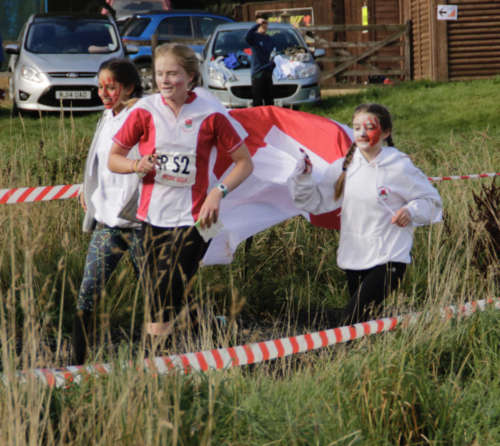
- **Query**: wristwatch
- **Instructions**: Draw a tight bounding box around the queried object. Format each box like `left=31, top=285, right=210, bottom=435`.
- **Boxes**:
left=217, top=183, right=228, bottom=198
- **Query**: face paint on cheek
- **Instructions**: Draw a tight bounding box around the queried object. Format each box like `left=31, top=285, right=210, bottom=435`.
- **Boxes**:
left=364, top=117, right=382, bottom=146
left=104, top=84, right=123, bottom=108
left=109, top=85, right=122, bottom=103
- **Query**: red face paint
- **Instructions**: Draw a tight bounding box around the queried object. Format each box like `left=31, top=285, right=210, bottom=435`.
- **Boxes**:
left=98, top=70, right=124, bottom=110
left=364, top=116, right=382, bottom=146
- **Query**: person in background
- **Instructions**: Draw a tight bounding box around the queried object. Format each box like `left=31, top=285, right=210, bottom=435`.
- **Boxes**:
left=72, top=58, right=144, bottom=364
left=245, top=16, right=275, bottom=107
left=288, top=103, right=442, bottom=324
left=108, top=43, right=253, bottom=345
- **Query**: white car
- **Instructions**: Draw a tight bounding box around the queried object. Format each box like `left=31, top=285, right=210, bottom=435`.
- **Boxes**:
left=200, top=22, right=324, bottom=108
left=5, top=13, right=137, bottom=113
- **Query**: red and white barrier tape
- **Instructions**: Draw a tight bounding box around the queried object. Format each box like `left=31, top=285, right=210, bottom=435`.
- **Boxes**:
left=6, top=297, right=499, bottom=388
left=0, top=172, right=497, bottom=205
left=0, top=184, right=82, bottom=204
left=427, top=172, right=499, bottom=182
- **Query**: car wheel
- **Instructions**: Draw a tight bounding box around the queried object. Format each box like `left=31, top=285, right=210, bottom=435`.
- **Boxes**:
left=9, top=76, right=22, bottom=116
left=136, top=62, right=154, bottom=93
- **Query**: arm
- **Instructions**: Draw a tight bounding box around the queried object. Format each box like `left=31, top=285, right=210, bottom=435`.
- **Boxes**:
left=287, top=156, right=343, bottom=215
left=108, top=108, right=155, bottom=174
left=79, top=191, right=87, bottom=211
left=245, top=23, right=260, bottom=46
left=108, top=142, right=156, bottom=175
left=198, top=144, right=253, bottom=228
left=393, top=163, right=443, bottom=227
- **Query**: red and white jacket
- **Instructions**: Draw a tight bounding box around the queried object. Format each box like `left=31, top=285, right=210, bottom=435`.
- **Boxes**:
left=113, top=91, right=244, bottom=227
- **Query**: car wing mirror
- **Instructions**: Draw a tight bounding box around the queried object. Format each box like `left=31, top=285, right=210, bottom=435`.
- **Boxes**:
left=125, top=44, right=139, bottom=55
left=5, top=44, right=20, bottom=55
left=313, top=48, right=325, bottom=58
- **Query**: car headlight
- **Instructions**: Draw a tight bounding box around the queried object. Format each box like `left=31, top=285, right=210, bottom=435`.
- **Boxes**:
left=20, top=65, right=46, bottom=83
left=294, top=63, right=320, bottom=79
left=208, top=62, right=237, bottom=89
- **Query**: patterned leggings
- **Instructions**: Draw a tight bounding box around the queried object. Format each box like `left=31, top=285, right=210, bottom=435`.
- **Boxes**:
left=77, top=224, right=144, bottom=312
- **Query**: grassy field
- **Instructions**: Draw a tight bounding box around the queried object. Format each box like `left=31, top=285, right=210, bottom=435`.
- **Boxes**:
left=0, top=78, right=498, bottom=445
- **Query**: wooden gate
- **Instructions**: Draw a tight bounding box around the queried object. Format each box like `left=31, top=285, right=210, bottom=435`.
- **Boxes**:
left=300, top=22, right=411, bottom=84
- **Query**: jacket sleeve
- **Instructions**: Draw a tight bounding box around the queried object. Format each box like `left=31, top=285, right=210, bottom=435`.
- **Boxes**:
left=287, top=158, right=343, bottom=215
left=402, top=162, right=443, bottom=226
left=245, top=24, right=260, bottom=46
left=81, top=115, right=105, bottom=233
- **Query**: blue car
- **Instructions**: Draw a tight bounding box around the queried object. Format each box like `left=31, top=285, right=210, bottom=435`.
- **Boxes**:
left=121, top=10, right=234, bottom=91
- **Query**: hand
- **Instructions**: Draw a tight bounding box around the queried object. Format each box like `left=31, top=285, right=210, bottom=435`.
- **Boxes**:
left=256, top=17, right=267, bottom=25
left=391, top=207, right=411, bottom=227
left=198, top=187, right=223, bottom=229
left=295, top=148, right=312, bottom=175
left=135, top=154, right=156, bottom=175
left=79, top=191, right=87, bottom=212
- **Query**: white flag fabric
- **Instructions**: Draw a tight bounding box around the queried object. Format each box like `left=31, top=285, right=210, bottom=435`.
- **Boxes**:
left=202, top=105, right=353, bottom=265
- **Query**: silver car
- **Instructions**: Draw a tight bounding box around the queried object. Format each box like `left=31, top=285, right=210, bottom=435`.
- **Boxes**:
left=200, top=22, right=323, bottom=108
left=5, top=13, right=137, bottom=113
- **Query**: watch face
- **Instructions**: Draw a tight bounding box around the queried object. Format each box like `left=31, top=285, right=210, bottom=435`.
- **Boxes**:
left=218, top=183, right=228, bottom=197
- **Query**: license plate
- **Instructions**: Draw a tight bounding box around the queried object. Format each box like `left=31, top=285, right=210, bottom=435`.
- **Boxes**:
left=55, top=90, right=91, bottom=100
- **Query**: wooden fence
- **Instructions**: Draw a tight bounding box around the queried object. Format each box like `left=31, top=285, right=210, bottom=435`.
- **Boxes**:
left=299, top=22, right=412, bottom=84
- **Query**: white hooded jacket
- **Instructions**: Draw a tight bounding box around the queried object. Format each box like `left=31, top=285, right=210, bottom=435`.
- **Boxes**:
left=288, top=146, right=442, bottom=270
left=82, top=107, right=140, bottom=232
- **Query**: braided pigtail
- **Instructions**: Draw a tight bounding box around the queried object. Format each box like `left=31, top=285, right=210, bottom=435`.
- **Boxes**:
left=334, top=143, right=356, bottom=200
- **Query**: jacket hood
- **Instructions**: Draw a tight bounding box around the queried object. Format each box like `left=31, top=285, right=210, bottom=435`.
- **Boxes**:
left=375, top=146, right=410, bottom=167
left=352, top=145, right=409, bottom=168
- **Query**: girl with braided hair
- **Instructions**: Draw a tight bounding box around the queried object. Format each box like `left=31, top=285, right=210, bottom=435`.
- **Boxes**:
left=288, top=103, right=442, bottom=324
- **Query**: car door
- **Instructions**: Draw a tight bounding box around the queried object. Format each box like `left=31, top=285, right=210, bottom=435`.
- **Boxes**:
left=156, top=15, right=194, bottom=45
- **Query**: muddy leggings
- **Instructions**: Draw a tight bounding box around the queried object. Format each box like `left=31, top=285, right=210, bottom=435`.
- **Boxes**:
left=76, top=224, right=144, bottom=312
left=72, top=224, right=143, bottom=364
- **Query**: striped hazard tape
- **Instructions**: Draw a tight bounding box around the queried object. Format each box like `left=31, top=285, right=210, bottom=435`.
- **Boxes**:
left=0, top=184, right=82, bottom=204
left=0, top=172, right=497, bottom=205
left=5, top=297, right=499, bottom=388
left=427, top=172, right=499, bottom=182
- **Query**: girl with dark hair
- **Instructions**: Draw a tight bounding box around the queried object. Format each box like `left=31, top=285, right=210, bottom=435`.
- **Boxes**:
left=72, top=58, right=144, bottom=364
left=288, top=103, right=442, bottom=324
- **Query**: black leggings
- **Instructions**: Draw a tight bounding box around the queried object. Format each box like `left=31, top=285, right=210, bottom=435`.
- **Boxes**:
left=143, top=225, right=210, bottom=323
left=251, top=70, right=274, bottom=106
left=343, top=262, right=406, bottom=324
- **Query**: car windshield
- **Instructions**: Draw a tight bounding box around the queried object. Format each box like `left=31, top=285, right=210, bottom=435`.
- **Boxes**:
left=25, top=19, right=119, bottom=54
left=212, top=28, right=303, bottom=58
left=121, top=17, right=151, bottom=37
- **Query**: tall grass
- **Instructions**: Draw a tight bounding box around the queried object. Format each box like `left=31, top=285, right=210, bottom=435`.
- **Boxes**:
left=0, top=79, right=498, bottom=444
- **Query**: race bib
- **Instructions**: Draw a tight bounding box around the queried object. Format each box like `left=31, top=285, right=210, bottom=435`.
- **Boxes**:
left=155, top=152, right=196, bottom=187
